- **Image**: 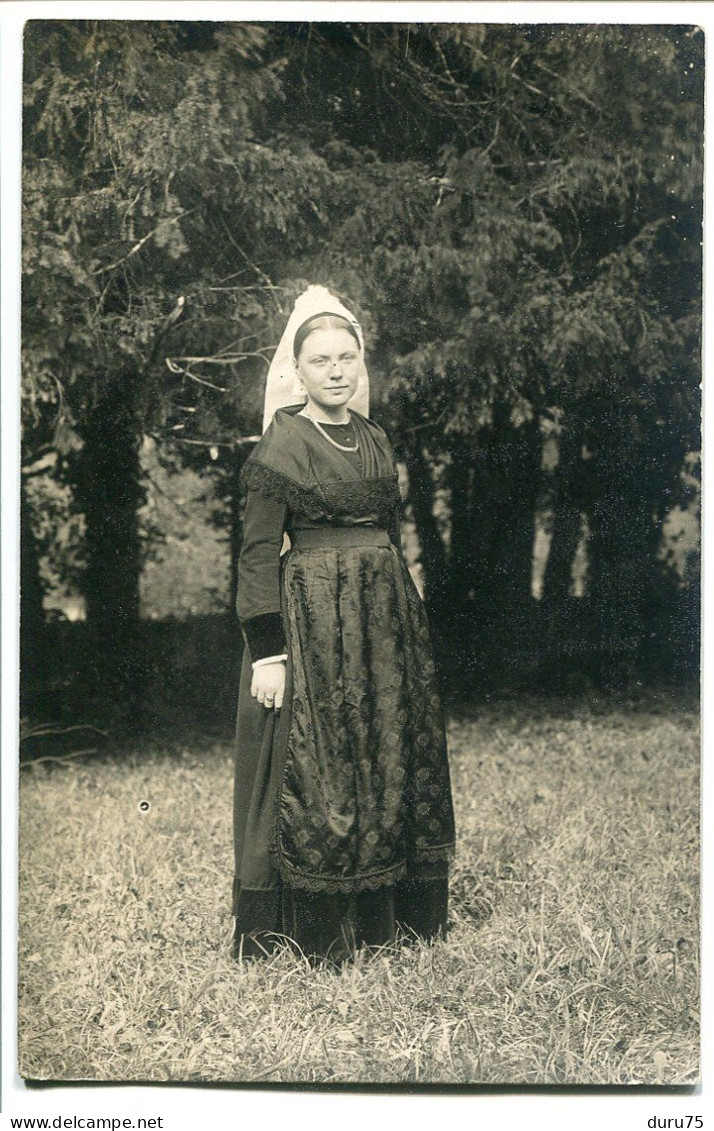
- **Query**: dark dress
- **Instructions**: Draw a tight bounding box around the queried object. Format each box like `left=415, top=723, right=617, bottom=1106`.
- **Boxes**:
left=232, top=405, right=455, bottom=962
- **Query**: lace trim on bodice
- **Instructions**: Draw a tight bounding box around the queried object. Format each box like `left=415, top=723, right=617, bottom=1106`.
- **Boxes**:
left=242, top=461, right=326, bottom=520
left=242, top=459, right=401, bottom=523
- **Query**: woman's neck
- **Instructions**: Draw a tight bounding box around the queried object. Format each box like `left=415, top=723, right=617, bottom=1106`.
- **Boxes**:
left=302, top=400, right=351, bottom=424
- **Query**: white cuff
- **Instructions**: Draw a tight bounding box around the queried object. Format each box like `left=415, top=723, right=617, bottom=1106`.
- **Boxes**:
left=252, top=654, right=287, bottom=669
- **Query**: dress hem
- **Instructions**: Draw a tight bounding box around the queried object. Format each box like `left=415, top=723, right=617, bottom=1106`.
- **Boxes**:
left=274, top=844, right=455, bottom=894
left=275, top=859, right=406, bottom=894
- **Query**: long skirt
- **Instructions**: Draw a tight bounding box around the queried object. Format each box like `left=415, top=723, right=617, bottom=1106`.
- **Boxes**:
left=232, top=534, right=455, bottom=963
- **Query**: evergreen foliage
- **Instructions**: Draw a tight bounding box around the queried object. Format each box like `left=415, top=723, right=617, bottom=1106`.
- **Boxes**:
left=22, top=21, right=702, bottom=697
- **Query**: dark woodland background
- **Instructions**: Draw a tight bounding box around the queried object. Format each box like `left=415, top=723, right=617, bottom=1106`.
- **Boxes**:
left=20, top=21, right=702, bottom=747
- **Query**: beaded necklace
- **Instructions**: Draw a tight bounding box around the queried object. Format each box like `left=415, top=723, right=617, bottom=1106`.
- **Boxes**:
left=301, top=408, right=360, bottom=453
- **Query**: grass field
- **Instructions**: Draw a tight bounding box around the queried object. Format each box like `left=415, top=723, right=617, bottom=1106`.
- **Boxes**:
left=18, top=696, right=700, bottom=1086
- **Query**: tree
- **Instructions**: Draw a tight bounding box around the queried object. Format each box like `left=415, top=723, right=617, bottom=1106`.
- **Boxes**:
left=275, top=23, right=702, bottom=680
left=22, top=21, right=337, bottom=689
left=23, top=21, right=702, bottom=699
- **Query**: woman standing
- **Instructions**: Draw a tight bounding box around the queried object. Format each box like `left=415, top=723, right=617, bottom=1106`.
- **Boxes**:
left=232, top=286, right=455, bottom=963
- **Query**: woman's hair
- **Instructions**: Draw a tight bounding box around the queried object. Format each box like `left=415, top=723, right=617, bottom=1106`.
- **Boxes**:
left=293, top=313, right=360, bottom=360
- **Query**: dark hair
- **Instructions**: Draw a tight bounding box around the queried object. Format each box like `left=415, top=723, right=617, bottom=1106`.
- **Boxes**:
left=293, top=312, right=360, bottom=360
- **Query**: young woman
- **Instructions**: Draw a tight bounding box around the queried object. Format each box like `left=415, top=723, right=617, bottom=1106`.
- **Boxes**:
left=232, top=286, right=455, bottom=963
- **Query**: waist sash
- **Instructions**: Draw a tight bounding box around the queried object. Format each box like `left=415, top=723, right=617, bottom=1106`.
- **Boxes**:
left=290, top=527, right=391, bottom=550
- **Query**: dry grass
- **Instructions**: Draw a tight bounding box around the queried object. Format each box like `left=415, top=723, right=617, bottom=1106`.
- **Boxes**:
left=18, top=697, right=700, bottom=1086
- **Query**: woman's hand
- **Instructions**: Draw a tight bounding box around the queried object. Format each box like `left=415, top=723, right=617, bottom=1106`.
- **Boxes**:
left=251, top=661, right=286, bottom=711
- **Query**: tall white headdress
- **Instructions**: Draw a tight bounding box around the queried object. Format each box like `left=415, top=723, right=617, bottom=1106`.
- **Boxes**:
left=262, top=285, right=369, bottom=432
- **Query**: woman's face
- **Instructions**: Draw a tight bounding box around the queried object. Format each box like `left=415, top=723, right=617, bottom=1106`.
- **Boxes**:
left=295, top=327, right=361, bottom=417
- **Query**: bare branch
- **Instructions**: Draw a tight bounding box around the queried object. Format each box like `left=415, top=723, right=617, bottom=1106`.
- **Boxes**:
left=22, top=748, right=99, bottom=768
left=217, top=214, right=280, bottom=307
left=481, top=115, right=500, bottom=159
left=533, top=59, right=602, bottom=112
left=166, top=349, right=274, bottom=367
left=165, top=359, right=227, bottom=392
left=22, top=452, right=58, bottom=479
left=21, top=723, right=109, bottom=739
left=155, top=434, right=261, bottom=448
left=92, top=208, right=198, bottom=275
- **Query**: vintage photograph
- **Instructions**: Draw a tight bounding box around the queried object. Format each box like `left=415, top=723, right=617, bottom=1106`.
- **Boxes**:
left=18, top=18, right=701, bottom=1086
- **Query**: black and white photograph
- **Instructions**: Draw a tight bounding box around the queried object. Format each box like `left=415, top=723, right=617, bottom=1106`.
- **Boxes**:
left=4, top=1, right=704, bottom=1106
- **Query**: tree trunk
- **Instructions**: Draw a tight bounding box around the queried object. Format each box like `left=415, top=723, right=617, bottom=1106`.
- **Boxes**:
left=403, top=438, right=449, bottom=625
left=410, top=411, right=542, bottom=687
left=74, top=375, right=144, bottom=702
left=584, top=410, right=652, bottom=686
left=20, top=480, right=47, bottom=694
left=467, top=408, right=542, bottom=673
left=440, top=438, right=483, bottom=686
left=489, top=409, right=541, bottom=608
left=542, top=425, right=584, bottom=607
left=539, top=422, right=588, bottom=679
left=447, top=438, right=475, bottom=604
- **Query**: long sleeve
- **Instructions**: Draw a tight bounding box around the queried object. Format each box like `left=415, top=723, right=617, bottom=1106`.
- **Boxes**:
left=236, top=484, right=288, bottom=662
